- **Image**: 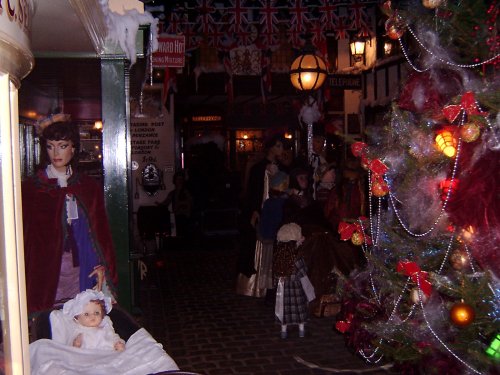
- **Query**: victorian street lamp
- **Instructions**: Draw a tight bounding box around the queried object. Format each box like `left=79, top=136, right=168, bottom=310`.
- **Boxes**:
left=289, top=34, right=328, bottom=164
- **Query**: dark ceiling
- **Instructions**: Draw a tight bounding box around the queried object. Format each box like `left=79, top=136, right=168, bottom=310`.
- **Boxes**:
left=19, top=59, right=102, bottom=122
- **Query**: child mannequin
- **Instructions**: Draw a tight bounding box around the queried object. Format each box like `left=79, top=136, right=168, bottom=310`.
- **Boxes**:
left=62, top=289, right=125, bottom=351
left=273, top=223, right=315, bottom=339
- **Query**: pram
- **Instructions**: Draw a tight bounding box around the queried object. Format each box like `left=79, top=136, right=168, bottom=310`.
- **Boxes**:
left=29, top=304, right=199, bottom=375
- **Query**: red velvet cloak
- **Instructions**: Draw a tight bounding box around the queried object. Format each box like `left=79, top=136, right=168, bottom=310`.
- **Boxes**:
left=22, top=170, right=118, bottom=313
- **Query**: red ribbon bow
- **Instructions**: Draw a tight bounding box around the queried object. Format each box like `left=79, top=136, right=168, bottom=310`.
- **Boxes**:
left=361, top=155, right=389, bottom=176
left=338, top=222, right=363, bottom=241
left=442, top=91, right=488, bottom=123
left=396, top=260, right=432, bottom=297
left=351, top=142, right=368, bottom=157
left=338, top=220, right=372, bottom=245
left=335, top=313, right=354, bottom=333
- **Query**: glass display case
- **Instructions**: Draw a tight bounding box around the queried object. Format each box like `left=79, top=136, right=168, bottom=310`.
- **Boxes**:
left=78, top=122, right=103, bottom=181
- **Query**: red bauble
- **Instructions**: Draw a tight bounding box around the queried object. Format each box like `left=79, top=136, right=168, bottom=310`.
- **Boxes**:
left=450, top=302, right=475, bottom=327
left=385, top=17, right=405, bottom=40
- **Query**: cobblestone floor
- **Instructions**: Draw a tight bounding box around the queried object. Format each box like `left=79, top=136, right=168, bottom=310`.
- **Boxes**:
left=138, top=237, right=392, bottom=375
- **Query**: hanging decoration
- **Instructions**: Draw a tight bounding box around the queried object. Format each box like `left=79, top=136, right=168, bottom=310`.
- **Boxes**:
left=338, top=220, right=372, bottom=246
left=422, top=0, right=444, bottom=9
left=410, top=288, right=428, bottom=304
left=435, top=129, right=457, bottom=158
left=439, top=178, right=459, bottom=201
left=460, top=122, right=481, bottom=143
left=442, top=92, right=488, bottom=124
left=449, top=301, right=475, bottom=327
left=396, top=260, right=433, bottom=297
left=448, top=248, right=470, bottom=271
left=385, top=15, right=406, bottom=40
left=486, top=334, right=500, bottom=359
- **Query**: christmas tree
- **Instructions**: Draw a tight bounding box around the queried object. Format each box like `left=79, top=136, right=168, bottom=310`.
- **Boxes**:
left=334, top=0, right=500, bottom=373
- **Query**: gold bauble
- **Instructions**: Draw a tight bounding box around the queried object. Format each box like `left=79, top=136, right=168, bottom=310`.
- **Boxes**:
left=449, top=248, right=469, bottom=271
left=351, top=231, right=364, bottom=246
left=410, top=288, right=428, bottom=304
left=450, top=302, right=475, bottom=327
left=460, top=123, right=481, bottom=143
left=422, top=0, right=443, bottom=9
left=372, top=180, right=388, bottom=197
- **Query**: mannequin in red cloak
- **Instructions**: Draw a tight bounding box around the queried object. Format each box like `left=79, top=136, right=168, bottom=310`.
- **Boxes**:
left=22, top=121, right=118, bottom=314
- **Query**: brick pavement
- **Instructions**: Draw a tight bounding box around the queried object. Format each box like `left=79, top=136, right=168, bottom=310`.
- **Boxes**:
left=138, top=237, right=392, bottom=375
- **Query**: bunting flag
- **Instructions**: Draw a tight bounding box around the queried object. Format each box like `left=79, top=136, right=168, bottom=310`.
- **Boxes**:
left=228, top=0, right=248, bottom=34
left=158, top=0, right=377, bottom=55
left=319, top=0, right=338, bottom=31
left=196, top=0, right=216, bottom=34
left=289, top=0, right=309, bottom=32
left=333, top=16, right=350, bottom=40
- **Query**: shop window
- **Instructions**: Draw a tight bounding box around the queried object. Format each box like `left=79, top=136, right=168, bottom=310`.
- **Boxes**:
left=235, top=130, right=263, bottom=153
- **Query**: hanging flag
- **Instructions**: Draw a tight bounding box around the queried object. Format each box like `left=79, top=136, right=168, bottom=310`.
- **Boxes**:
left=333, top=16, right=350, bottom=40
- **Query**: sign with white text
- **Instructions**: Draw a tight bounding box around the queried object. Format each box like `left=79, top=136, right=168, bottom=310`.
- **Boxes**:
left=152, top=34, right=185, bottom=68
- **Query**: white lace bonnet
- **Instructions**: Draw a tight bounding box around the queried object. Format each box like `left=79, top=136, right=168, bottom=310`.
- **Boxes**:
left=277, top=223, right=304, bottom=244
left=63, top=289, right=113, bottom=317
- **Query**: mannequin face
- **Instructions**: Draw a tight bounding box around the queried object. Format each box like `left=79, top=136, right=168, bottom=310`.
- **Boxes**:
left=296, top=174, right=309, bottom=190
left=46, top=139, right=75, bottom=173
left=269, top=140, right=284, bottom=159
left=76, top=301, right=104, bottom=328
left=312, top=136, right=326, bottom=154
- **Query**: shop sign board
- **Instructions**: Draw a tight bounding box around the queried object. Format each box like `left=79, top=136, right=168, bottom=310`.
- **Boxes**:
left=0, top=0, right=34, bottom=85
left=327, top=74, right=362, bottom=90
left=152, top=34, right=185, bottom=68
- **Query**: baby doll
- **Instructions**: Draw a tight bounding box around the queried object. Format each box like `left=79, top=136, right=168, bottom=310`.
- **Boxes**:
left=62, top=289, right=125, bottom=351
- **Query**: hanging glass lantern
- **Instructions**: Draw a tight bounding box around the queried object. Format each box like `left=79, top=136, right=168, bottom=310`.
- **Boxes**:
left=349, top=37, right=367, bottom=63
left=435, top=130, right=457, bottom=157
left=290, top=35, right=328, bottom=92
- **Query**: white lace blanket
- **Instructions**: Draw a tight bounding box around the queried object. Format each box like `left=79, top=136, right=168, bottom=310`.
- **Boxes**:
left=30, top=313, right=179, bottom=375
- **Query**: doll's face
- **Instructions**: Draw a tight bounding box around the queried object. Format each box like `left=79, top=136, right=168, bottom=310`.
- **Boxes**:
left=312, top=136, right=326, bottom=154
left=296, top=174, right=309, bottom=190
left=76, top=301, right=104, bottom=328
left=46, top=139, right=75, bottom=173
